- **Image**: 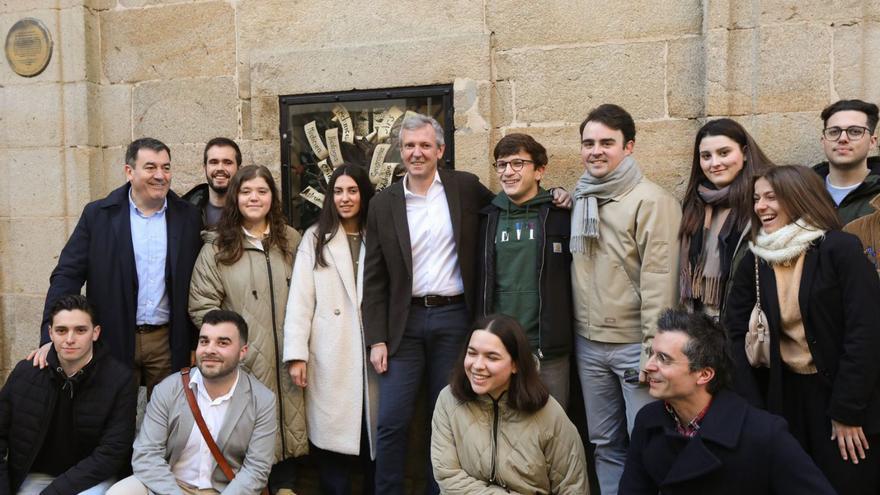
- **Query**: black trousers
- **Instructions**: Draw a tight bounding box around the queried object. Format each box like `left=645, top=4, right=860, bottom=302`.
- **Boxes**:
left=313, top=416, right=375, bottom=495
left=781, top=369, right=880, bottom=495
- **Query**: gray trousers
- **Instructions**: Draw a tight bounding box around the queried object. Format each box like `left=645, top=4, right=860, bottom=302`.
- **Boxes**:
left=537, top=353, right=570, bottom=410
left=574, top=335, right=653, bottom=495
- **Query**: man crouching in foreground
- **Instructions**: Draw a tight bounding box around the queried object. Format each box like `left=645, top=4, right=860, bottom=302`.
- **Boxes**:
left=0, top=294, right=136, bottom=494
left=620, top=309, right=834, bottom=495
left=109, top=310, right=276, bottom=494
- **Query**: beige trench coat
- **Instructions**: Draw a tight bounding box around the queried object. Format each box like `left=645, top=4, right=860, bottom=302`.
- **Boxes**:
left=282, top=224, right=378, bottom=458
left=188, top=226, right=307, bottom=460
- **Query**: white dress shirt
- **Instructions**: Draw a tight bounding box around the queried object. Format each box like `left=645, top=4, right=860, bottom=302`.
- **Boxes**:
left=403, top=171, right=464, bottom=297
left=172, top=368, right=240, bottom=489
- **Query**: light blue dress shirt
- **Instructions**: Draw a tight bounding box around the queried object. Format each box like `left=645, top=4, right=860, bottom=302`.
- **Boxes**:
left=129, top=190, right=170, bottom=325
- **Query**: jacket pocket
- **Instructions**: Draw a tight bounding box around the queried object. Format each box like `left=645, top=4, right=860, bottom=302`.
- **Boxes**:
left=590, top=260, right=641, bottom=329
left=641, top=240, right=671, bottom=274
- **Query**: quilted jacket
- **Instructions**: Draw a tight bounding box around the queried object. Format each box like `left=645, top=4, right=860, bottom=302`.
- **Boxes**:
left=0, top=342, right=136, bottom=494
left=430, top=386, right=588, bottom=494
left=189, top=226, right=307, bottom=460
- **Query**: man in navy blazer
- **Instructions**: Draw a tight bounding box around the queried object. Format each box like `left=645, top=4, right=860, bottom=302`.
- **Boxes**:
left=34, top=138, right=202, bottom=393
left=620, top=309, right=834, bottom=495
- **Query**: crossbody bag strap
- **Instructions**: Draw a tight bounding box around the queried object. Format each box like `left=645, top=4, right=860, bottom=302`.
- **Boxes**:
left=754, top=256, right=762, bottom=310
left=180, top=368, right=236, bottom=481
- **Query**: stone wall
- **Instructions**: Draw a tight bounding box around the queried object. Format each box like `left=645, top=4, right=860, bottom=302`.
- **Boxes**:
left=2, top=0, right=879, bottom=379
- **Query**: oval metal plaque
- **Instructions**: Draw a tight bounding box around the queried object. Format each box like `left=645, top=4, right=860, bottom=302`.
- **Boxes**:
left=5, top=18, right=52, bottom=77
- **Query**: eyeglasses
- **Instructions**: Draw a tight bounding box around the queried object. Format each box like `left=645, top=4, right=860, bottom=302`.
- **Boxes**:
left=822, top=126, right=872, bottom=141
left=492, top=159, right=534, bottom=173
left=645, top=347, right=687, bottom=367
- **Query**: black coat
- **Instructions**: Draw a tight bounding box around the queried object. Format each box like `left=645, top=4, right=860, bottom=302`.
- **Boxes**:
left=0, top=343, right=136, bottom=494
left=619, top=390, right=835, bottom=495
left=362, top=169, right=494, bottom=355
left=182, top=182, right=210, bottom=230
left=724, top=231, right=880, bottom=432
left=476, top=201, right=573, bottom=358
left=40, top=184, right=202, bottom=371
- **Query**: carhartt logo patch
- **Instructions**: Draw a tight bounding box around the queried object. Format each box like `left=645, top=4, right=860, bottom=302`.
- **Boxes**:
left=552, top=242, right=562, bottom=253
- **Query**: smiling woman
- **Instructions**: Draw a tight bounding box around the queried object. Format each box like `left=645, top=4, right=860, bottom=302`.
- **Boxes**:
left=678, top=118, right=775, bottom=317
left=188, top=165, right=307, bottom=490
left=724, top=165, right=880, bottom=495
left=430, top=315, right=588, bottom=494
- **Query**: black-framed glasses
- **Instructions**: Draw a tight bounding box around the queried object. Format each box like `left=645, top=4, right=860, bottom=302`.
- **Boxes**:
left=822, top=126, right=872, bottom=141
left=493, top=159, right=534, bottom=173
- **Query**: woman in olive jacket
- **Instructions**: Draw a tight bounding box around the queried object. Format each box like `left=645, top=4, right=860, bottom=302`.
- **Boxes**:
left=430, top=314, right=588, bottom=494
left=724, top=165, right=880, bottom=494
left=189, top=166, right=307, bottom=467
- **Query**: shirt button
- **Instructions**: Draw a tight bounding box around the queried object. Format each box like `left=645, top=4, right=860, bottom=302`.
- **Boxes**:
left=334, top=309, right=341, bottom=315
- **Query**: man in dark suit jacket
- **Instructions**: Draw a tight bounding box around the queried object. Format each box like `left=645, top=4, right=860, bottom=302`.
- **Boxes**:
left=34, top=138, right=202, bottom=393
left=619, top=309, right=834, bottom=495
left=362, top=114, right=493, bottom=494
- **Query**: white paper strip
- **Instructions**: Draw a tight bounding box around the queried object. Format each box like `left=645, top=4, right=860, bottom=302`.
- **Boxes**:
left=370, top=144, right=391, bottom=179
left=304, top=121, right=329, bottom=160
left=331, top=105, right=355, bottom=143
left=325, top=128, right=344, bottom=166
left=301, top=186, right=325, bottom=208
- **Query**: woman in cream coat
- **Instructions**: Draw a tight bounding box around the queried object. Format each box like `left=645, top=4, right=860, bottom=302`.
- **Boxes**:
left=283, top=164, right=378, bottom=494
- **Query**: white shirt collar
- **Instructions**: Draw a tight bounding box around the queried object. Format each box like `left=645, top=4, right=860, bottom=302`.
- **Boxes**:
left=403, top=170, right=443, bottom=198
left=188, top=367, right=240, bottom=405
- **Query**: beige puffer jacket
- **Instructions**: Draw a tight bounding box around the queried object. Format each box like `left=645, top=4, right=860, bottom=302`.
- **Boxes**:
left=431, top=386, right=589, bottom=494
left=189, top=226, right=307, bottom=460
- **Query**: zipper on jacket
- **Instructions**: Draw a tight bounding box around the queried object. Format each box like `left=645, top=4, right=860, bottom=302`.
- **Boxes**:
left=482, top=210, right=497, bottom=317
left=488, top=396, right=500, bottom=486
left=262, top=248, right=288, bottom=457
left=536, top=207, right=548, bottom=359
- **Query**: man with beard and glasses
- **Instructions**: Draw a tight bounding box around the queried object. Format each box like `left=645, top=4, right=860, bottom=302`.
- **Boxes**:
left=108, top=310, right=277, bottom=495
left=184, top=137, right=242, bottom=230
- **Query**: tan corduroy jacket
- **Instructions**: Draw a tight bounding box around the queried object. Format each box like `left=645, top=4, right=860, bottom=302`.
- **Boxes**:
left=844, top=193, right=880, bottom=276
left=431, top=386, right=589, bottom=494
left=571, top=177, right=681, bottom=367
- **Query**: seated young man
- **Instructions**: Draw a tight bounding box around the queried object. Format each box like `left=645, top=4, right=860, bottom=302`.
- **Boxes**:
left=109, top=309, right=276, bottom=495
left=620, top=309, right=834, bottom=495
left=0, top=294, right=136, bottom=494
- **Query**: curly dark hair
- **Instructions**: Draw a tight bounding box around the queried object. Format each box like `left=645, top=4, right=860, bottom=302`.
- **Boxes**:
left=656, top=308, right=734, bottom=395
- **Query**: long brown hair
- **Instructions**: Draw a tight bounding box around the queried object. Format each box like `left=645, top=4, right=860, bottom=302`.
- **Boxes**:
left=749, top=165, right=842, bottom=239
left=449, top=314, right=549, bottom=413
left=314, top=164, right=375, bottom=268
left=214, top=165, right=291, bottom=265
left=680, top=118, right=774, bottom=239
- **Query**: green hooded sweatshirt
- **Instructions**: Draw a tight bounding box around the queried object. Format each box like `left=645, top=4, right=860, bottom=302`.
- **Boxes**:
left=492, top=188, right=552, bottom=354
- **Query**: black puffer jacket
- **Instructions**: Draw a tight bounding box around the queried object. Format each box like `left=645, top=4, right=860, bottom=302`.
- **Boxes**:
left=0, top=342, right=136, bottom=494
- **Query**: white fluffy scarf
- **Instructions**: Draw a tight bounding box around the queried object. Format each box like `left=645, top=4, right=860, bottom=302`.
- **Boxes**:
left=749, top=219, right=825, bottom=265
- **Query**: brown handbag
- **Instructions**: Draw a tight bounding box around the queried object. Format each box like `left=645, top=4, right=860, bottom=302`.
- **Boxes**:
left=181, top=368, right=272, bottom=495
left=745, top=257, right=771, bottom=368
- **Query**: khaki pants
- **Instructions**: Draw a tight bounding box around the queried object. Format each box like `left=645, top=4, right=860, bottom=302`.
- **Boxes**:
left=133, top=325, right=172, bottom=396
left=107, top=476, right=219, bottom=495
